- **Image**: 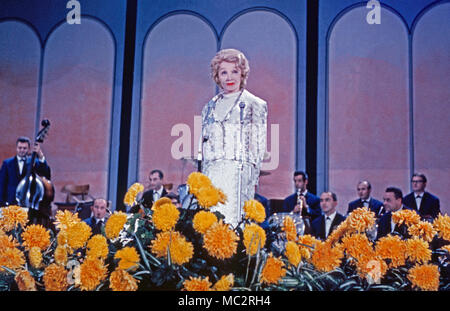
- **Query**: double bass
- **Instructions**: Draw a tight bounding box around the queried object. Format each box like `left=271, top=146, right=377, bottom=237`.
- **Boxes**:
left=16, top=119, right=54, bottom=215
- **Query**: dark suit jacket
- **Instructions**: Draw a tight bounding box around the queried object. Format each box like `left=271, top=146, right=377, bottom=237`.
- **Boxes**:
left=347, top=197, right=384, bottom=217
left=403, top=191, right=440, bottom=220
left=141, top=188, right=168, bottom=210
left=311, top=212, right=346, bottom=240
left=83, top=217, right=105, bottom=235
left=282, top=191, right=321, bottom=220
left=255, top=192, right=271, bottom=230
left=376, top=205, right=415, bottom=240
left=0, top=156, right=51, bottom=206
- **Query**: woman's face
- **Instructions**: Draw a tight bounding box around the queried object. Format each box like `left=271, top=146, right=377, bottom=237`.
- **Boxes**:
left=217, top=61, right=241, bottom=94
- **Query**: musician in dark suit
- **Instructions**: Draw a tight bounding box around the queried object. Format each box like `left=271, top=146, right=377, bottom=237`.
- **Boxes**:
left=140, top=169, right=168, bottom=210
left=0, top=136, right=51, bottom=207
left=347, top=180, right=384, bottom=218
left=311, top=191, right=346, bottom=240
left=376, top=187, right=415, bottom=240
left=83, top=198, right=110, bottom=235
left=281, top=171, right=321, bottom=221
left=403, top=173, right=440, bottom=221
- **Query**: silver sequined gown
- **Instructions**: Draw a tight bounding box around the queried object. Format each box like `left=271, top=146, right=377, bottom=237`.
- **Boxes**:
left=200, top=89, right=267, bottom=227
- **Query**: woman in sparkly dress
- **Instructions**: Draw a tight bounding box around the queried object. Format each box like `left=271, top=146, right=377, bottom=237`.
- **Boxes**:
left=199, top=49, right=267, bottom=228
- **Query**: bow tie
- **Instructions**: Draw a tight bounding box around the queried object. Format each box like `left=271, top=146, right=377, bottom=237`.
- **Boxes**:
left=416, top=195, right=422, bottom=199
left=361, top=200, right=368, bottom=204
left=19, top=158, right=25, bottom=162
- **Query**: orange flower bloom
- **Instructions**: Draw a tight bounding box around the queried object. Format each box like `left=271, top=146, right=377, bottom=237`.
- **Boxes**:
left=109, top=268, right=139, bottom=291
left=433, top=214, right=450, bottom=241
left=243, top=223, right=266, bottom=256
left=150, top=231, right=194, bottom=265
left=392, top=209, right=421, bottom=227
left=408, top=263, right=440, bottom=291
left=243, top=199, right=266, bottom=223
left=183, top=276, right=212, bottom=291
left=0, top=205, right=28, bottom=231
left=29, top=246, right=43, bottom=269
left=285, top=241, right=302, bottom=267
left=311, top=241, right=344, bottom=272
left=406, top=238, right=431, bottom=264
left=54, top=245, right=68, bottom=266
left=186, top=172, right=212, bottom=197
left=0, top=247, right=25, bottom=272
left=79, top=257, right=108, bottom=291
left=105, top=211, right=128, bottom=239
left=114, top=246, right=140, bottom=271
left=15, top=270, right=36, bottom=291
left=282, top=216, right=297, bottom=242
left=66, top=221, right=92, bottom=249
left=152, top=202, right=180, bottom=231
left=347, top=207, right=376, bottom=233
left=0, top=235, right=19, bottom=250
left=86, top=234, right=109, bottom=260
left=192, top=211, right=218, bottom=234
left=260, top=254, right=287, bottom=285
left=341, top=233, right=375, bottom=261
left=203, top=220, right=238, bottom=259
left=408, top=221, right=437, bottom=242
left=21, top=224, right=51, bottom=251
left=375, top=235, right=407, bottom=268
left=196, top=186, right=220, bottom=209
left=43, top=263, right=68, bottom=291
left=54, top=210, right=81, bottom=232
left=213, top=274, right=234, bottom=291
left=123, top=183, right=144, bottom=207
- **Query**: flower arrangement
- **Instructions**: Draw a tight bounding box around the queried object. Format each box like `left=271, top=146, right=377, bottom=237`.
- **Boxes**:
left=0, top=177, right=449, bottom=291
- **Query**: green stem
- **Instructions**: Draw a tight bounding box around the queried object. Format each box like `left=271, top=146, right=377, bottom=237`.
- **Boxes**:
left=133, top=233, right=152, bottom=272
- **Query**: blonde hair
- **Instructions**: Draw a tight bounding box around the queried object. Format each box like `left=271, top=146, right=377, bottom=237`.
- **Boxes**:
left=210, top=49, right=250, bottom=90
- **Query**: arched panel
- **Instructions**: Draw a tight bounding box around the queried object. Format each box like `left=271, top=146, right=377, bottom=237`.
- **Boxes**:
left=0, top=20, right=40, bottom=162
left=328, top=6, right=409, bottom=213
left=139, top=14, right=217, bottom=189
left=221, top=10, right=297, bottom=200
left=413, top=2, right=450, bottom=215
left=40, top=18, right=115, bottom=202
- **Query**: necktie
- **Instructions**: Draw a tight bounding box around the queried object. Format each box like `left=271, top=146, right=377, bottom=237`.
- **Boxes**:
left=18, top=158, right=26, bottom=175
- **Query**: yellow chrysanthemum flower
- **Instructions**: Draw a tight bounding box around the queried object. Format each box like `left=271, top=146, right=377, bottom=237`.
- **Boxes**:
left=196, top=186, right=220, bottom=209
left=325, top=221, right=349, bottom=245
left=243, top=199, right=266, bottom=223
left=406, top=238, right=431, bottom=264
left=14, top=270, right=36, bottom=291
left=152, top=202, right=180, bottom=231
left=347, top=207, right=376, bottom=233
left=298, top=234, right=320, bottom=249
left=408, top=263, right=440, bottom=291
left=192, top=211, right=218, bottom=234
left=86, top=234, right=109, bottom=259
left=186, top=172, right=212, bottom=196
left=21, top=224, right=51, bottom=251
left=285, top=241, right=302, bottom=267
left=105, top=211, right=128, bottom=239
left=203, top=220, right=238, bottom=259
left=54, top=210, right=81, bottom=232
left=43, top=263, right=68, bottom=291
left=0, top=235, right=19, bottom=250
left=0, top=247, right=25, bottom=272
left=341, top=233, right=375, bottom=261
left=392, top=209, right=421, bottom=227
left=213, top=274, right=234, bottom=291
left=282, top=216, right=297, bottom=242
left=150, top=231, right=194, bottom=265
left=182, top=276, right=212, bottom=291
left=243, top=223, right=266, bottom=256
left=260, top=254, right=287, bottom=285
left=66, top=221, right=92, bottom=249
left=109, top=268, right=139, bottom=291
left=375, top=235, right=407, bottom=268
left=54, top=245, right=68, bottom=266
left=408, top=221, right=437, bottom=242
left=152, top=197, right=173, bottom=209
left=123, top=183, right=144, bottom=207
left=29, top=246, right=42, bottom=269
left=79, top=257, right=108, bottom=291
left=433, top=214, right=450, bottom=241
left=0, top=205, right=28, bottom=231
left=114, top=246, right=140, bottom=271
left=311, top=241, right=344, bottom=272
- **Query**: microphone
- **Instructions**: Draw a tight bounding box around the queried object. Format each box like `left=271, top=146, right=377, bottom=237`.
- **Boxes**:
left=239, top=102, right=245, bottom=123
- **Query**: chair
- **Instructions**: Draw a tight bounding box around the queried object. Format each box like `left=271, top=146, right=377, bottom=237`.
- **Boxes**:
left=54, top=184, right=95, bottom=214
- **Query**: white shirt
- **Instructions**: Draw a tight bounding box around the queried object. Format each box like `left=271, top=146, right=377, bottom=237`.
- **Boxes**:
left=325, top=211, right=337, bottom=237
left=153, top=186, right=163, bottom=202
left=17, top=156, right=26, bottom=175
left=414, top=192, right=424, bottom=210
left=361, top=197, right=371, bottom=208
